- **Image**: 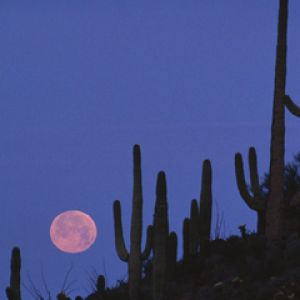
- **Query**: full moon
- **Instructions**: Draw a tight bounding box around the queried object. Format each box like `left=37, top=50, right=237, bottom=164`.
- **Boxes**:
left=50, top=210, right=97, bottom=253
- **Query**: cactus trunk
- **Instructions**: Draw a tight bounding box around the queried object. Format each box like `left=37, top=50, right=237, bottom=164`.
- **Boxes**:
left=265, top=0, right=287, bottom=258
left=189, top=199, right=199, bottom=257
left=153, top=171, right=169, bottom=300
left=199, top=160, right=212, bottom=257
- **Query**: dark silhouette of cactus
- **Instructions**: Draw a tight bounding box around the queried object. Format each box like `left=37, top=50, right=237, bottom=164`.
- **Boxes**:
left=183, top=218, right=190, bottom=263
left=86, top=275, right=106, bottom=300
left=96, top=275, right=106, bottom=293
left=183, top=160, right=212, bottom=260
left=153, top=171, right=169, bottom=300
left=6, top=247, right=21, bottom=300
left=199, top=159, right=212, bottom=257
left=238, top=224, right=247, bottom=239
left=235, top=147, right=266, bottom=234
left=266, top=0, right=300, bottom=256
left=75, top=297, right=83, bottom=300
left=113, top=144, right=153, bottom=300
left=6, top=288, right=14, bottom=300
left=189, top=199, right=199, bottom=257
left=57, top=293, right=71, bottom=300
left=167, top=231, right=177, bottom=280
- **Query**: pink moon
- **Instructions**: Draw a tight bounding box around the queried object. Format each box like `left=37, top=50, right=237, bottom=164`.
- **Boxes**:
left=50, top=210, right=97, bottom=253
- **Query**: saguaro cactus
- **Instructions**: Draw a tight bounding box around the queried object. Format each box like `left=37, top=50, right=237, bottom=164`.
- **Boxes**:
left=266, top=0, right=300, bottom=256
left=189, top=199, right=199, bottom=257
left=199, top=159, right=212, bottom=257
left=113, top=145, right=153, bottom=300
left=6, top=247, right=21, bottom=300
left=153, top=171, right=169, bottom=300
left=235, top=147, right=266, bottom=234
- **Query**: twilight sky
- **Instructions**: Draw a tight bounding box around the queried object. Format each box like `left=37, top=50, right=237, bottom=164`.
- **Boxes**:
left=0, top=1, right=300, bottom=298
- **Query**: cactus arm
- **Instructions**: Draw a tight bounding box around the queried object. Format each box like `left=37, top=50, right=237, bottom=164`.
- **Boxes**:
left=141, top=225, right=153, bottom=260
left=113, top=200, right=129, bottom=262
left=285, top=95, right=300, bottom=117
left=6, top=288, right=14, bottom=300
left=249, top=147, right=260, bottom=196
left=235, top=153, right=254, bottom=209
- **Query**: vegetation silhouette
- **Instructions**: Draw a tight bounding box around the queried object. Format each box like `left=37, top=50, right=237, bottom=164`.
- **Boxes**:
left=5, top=0, right=300, bottom=299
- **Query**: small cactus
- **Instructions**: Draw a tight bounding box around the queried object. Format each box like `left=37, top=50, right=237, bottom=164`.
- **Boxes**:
left=57, top=293, right=71, bottom=300
left=238, top=224, right=247, bottom=239
left=96, top=275, right=106, bottom=293
left=7, top=247, right=21, bottom=300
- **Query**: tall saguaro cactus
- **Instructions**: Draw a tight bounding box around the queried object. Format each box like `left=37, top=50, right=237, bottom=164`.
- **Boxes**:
left=266, top=0, right=300, bottom=256
left=235, top=147, right=266, bottom=234
left=153, top=171, right=169, bottom=300
left=199, top=159, right=212, bottom=257
left=113, top=145, right=153, bottom=300
left=6, top=247, right=21, bottom=300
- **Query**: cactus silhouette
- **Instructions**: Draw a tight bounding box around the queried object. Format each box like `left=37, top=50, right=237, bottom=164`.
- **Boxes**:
left=152, top=171, right=169, bottom=300
left=199, top=159, right=212, bottom=257
left=189, top=199, right=199, bottom=257
left=266, top=0, right=300, bottom=256
left=113, top=144, right=153, bottom=300
left=235, top=147, right=266, bottom=234
left=5, top=288, right=14, bottom=300
left=6, top=247, right=21, bottom=300
left=167, top=231, right=178, bottom=280
left=57, top=293, right=71, bottom=300
left=86, top=275, right=106, bottom=300
left=183, top=218, right=190, bottom=263
left=96, top=275, right=106, bottom=293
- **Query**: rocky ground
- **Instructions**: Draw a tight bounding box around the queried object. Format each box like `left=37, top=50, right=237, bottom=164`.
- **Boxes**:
left=90, top=233, right=300, bottom=300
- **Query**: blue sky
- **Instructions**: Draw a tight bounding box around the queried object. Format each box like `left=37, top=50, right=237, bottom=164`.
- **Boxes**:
left=0, top=1, right=300, bottom=298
